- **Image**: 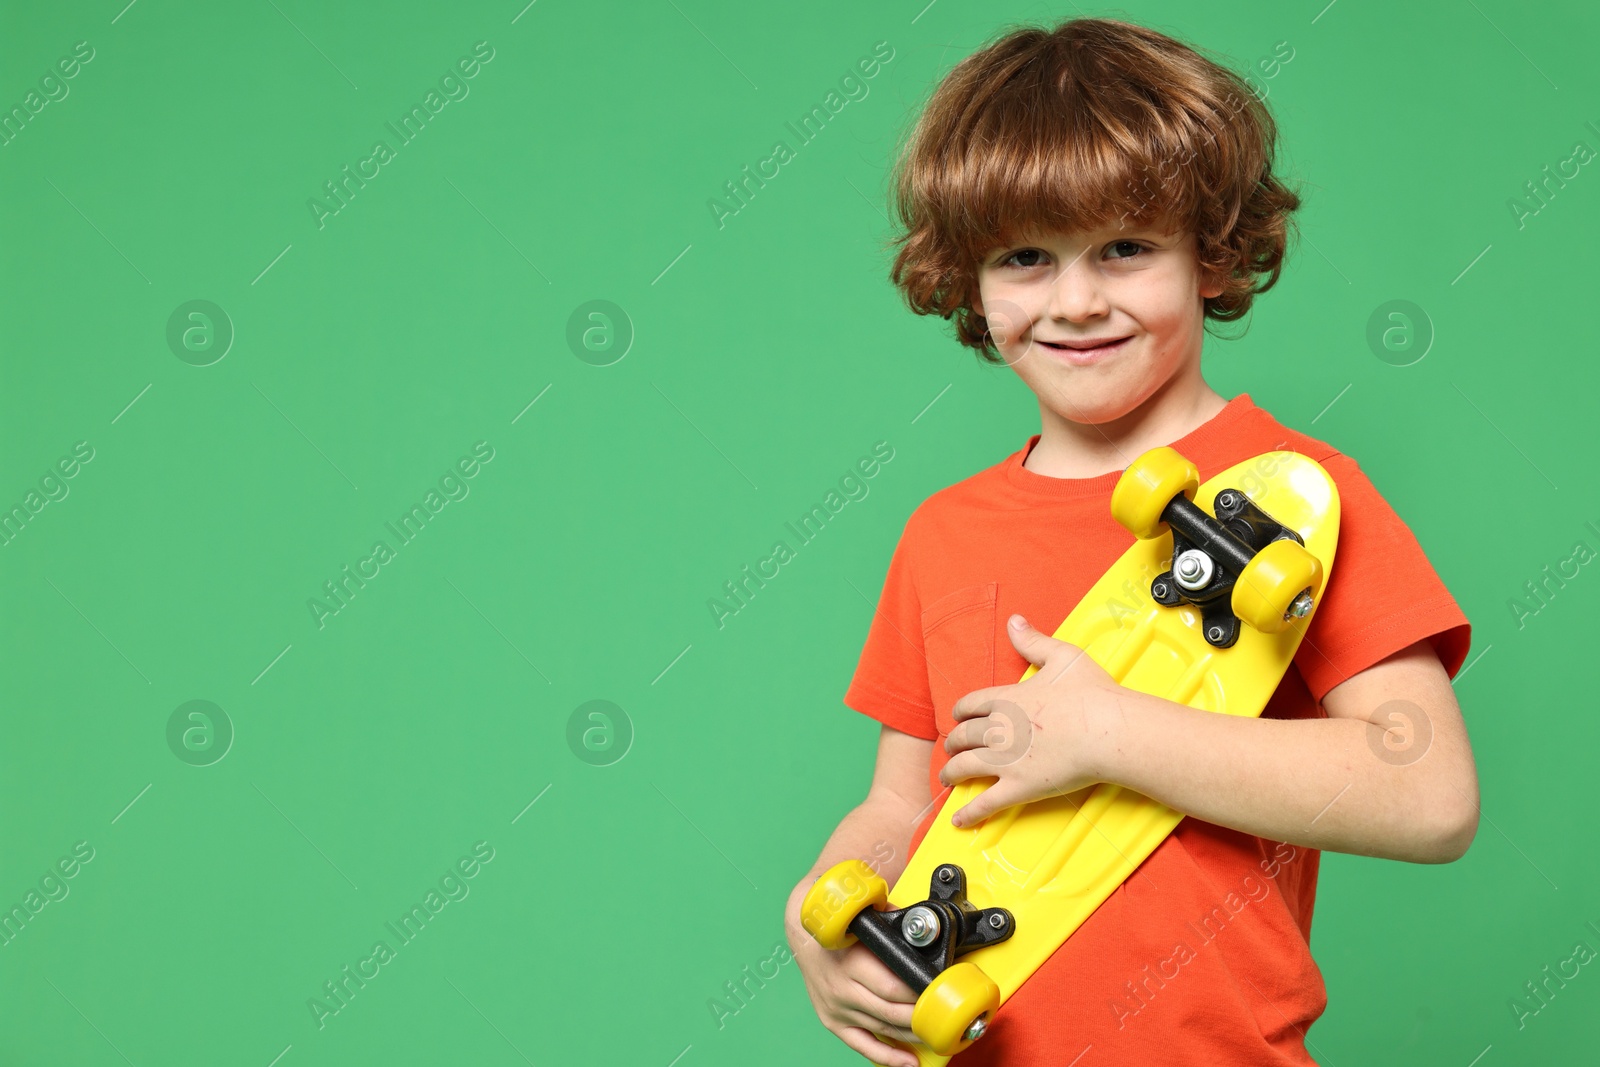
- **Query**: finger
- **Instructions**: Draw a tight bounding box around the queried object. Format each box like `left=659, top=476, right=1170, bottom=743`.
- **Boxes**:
left=838, top=1004, right=928, bottom=1055
left=841, top=1004, right=919, bottom=1046
left=839, top=955, right=916, bottom=1025
left=951, top=780, right=1025, bottom=828
left=837, top=1025, right=921, bottom=1067
left=937, top=750, right=999, bottom=790
left=846, top=949, right=918, bottom=1005
left=943, top=715, right=992, bottom=755
left=951, top=691, right=1001, bottom=723
left=873, top=1022, right=923, bottom=1048
left=848, top=994, right=915, bottom=1033
left=1008, top=614, right=1088, bottom=668
left=1005, top=613, right=1056, bottom=667
left=940, top=710, right=1030, bottom=758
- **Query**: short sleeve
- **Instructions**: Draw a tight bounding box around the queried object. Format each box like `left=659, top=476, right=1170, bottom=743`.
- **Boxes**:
left=843, top=512, right=938, bottom=740
left=1293, top=453, right=1472, bottom=705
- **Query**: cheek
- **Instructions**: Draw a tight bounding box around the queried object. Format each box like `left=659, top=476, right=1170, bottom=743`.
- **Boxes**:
left=1138, top=292, right=1200, bottom=351
left=1005, top=357, right=1042, bottom=392
left=979, top=293, right=1037, bottom=349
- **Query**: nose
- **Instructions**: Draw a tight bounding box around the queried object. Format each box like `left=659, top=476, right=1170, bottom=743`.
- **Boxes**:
left=1045, top=247, right=1109, bottom=323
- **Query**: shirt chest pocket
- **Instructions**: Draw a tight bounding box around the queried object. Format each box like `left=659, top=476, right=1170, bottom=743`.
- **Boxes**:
left=920, top=582, right=998, bottom=738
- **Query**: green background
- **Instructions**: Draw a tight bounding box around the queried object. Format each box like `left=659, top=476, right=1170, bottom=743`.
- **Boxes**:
left=1, top=0, right=1595, bottom=1064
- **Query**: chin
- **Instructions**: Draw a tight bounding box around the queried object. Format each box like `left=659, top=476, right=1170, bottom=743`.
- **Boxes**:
left=1050, top=379, right=1154, bottom=426
left=1060, top=400, right=1138, bottom=426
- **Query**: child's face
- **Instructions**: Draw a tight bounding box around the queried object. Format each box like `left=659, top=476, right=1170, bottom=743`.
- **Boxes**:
left=972, top=222, right=1224, bottom=426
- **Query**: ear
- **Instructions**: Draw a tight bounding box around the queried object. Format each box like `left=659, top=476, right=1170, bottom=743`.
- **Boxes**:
left=1198, top=270, right=1225, bottom=301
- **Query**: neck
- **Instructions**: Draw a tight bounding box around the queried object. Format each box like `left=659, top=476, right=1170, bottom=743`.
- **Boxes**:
left=1024, top=373, right=1230, bottom=480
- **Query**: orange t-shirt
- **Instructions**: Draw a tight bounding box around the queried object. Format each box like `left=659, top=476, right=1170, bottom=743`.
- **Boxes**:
left=842, top=393, right=1471, bottom=1065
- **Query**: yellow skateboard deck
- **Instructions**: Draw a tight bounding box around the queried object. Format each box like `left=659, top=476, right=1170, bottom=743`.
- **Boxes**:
left=802, top=448, right=1339, bottom=1063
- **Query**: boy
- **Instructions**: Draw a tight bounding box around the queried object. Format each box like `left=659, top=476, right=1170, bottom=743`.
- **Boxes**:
left=784, top=16, right=1478, bottom=1067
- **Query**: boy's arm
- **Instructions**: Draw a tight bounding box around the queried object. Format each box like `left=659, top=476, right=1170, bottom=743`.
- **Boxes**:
left=785, top=724, right=935, bottom=937
left=1091, top=638, right=1480, bottom=864
left=941, top=619, right=1479, bottom=865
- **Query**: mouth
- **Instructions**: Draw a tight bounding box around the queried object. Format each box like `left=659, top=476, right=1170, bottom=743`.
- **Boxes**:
left=1035, top=336, right=1132, bottom=364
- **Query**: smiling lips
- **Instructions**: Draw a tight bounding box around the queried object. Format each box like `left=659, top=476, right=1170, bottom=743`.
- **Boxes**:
left=1034, top=336, right=1132, bottom=364
left=1038, top=336, right=1131, bottom=350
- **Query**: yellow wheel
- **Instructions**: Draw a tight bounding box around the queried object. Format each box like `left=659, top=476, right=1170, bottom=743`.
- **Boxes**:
left=912, top=961, right=1001, bottom=1055
left=1232, top=539, right=1324, bottom=634
left=799, top=859, right=888, bottom=951
left=1111, top=447, right=1200, bottom=540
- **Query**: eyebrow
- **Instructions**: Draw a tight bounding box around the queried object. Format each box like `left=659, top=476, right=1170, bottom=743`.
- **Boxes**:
left=988, top=230, right=1170, bottom=257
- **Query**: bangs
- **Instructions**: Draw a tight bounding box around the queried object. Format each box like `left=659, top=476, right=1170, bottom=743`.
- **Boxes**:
left=943, top=98, right=1206, bottom=264
left=912, top=34, right=1231, bottom=263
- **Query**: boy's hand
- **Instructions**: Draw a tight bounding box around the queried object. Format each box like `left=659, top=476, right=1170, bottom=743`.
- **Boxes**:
left=940, top=614, right=1123, bottom=827
left=790, top=924, right=923, bottom=1067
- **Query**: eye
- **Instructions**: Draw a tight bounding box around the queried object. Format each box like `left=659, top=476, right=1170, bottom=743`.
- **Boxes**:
left=996, top=248, right=1046, bottom=269
left=994, top=241, right=1147, bottom=269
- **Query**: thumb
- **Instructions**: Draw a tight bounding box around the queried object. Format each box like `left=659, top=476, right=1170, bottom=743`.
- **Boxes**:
left=1006, top=613, right=1056, bottom=665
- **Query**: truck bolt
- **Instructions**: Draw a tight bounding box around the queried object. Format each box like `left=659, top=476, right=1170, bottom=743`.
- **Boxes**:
left=902, top=906, right=941, bottom=947
left=1174, top=549, right=1214, bottom=591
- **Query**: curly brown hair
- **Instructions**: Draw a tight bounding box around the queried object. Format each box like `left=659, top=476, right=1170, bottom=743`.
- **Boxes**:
left=885, top=17, right=1303, bottom=364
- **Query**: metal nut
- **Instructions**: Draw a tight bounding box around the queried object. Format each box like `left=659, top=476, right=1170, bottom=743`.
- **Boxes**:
left=1174, top=549, right=1215, bottom=591
left=902, top=906, right=941, bottom=947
